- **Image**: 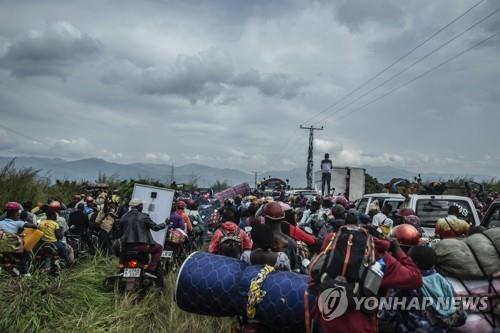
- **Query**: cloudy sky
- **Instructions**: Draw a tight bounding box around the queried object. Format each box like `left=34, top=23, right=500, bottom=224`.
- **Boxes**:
left=0, top=0, right=499, bottom=176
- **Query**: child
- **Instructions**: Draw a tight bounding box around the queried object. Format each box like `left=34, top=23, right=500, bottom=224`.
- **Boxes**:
left=38, top=209, right=68, bottom=262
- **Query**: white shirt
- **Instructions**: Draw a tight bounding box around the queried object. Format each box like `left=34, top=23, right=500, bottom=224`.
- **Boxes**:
left=372, top=212, right=393, bottom=227
left=321, top=160, right=333, bottom=173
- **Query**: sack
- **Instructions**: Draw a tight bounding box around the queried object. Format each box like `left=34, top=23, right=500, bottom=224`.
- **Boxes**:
left=218, top=227, right=242, bottom=259
left=435, top=228, right=500, bottom=279
left=308, top=225, right=376, bottom=305
left=0, top=232, right=24, bottom=253
left=168, top=229, right=186, bottom=244
left=425, top=303, right=467, bottom=328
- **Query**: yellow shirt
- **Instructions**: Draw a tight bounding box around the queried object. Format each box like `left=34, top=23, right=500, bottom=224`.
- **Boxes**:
left=38, top=219, right=59, bottom=242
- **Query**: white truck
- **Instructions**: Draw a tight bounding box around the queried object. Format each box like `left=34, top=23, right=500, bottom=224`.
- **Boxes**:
left=314, top=167, right=366, bottom=201
left=356, top=193, right=480, bottom=236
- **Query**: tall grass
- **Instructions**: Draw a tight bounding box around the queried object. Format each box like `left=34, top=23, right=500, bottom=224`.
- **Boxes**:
left=0, top=256, right=230, bottom=333
left=0, top=160, right=48, bottom=205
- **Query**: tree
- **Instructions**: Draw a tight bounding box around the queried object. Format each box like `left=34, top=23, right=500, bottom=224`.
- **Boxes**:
left=211, top=179, right=229, bottom=192
left=365, top=173, right=385, bottom=194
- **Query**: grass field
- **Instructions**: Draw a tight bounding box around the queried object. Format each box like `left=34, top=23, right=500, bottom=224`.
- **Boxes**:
left=0, top=256, right=231, bottom=333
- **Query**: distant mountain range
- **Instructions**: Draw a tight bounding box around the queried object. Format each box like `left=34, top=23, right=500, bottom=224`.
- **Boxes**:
left=0, top=156, right=496, bottom=187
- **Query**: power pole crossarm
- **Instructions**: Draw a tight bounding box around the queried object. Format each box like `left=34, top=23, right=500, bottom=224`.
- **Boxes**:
left=299, top=125, right=324, bottom=189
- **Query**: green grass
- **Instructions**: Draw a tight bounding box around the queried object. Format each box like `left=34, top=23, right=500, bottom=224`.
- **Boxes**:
left=0, top=256, right=231, bottom=333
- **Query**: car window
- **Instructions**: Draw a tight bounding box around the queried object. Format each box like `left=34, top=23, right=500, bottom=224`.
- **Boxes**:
left=383, top=200, right=403, bottom=212
left=484, top=207, right=500, bottom=228
left=415, top=199, right=473, bottom=228
left=357, top=198, right=368, bottom=213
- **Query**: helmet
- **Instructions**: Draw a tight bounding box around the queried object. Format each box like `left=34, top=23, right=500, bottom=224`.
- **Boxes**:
left=391, top=224, right=420, bottom=247
left=335, top=196, right=349, bottom=208
left=73, top=194, right=82, bottom=201
left=398, top=208, right=416, bottom=217
left=4, top=201, right=22, bottom=212
left=86, top=196, right=94, bottom=203
left=49, top=201, right=61, bottom=210
left=177, top=200, right=186, bottom=209
left=403, top=215, right=421, bottom=229
left=263, top=202, right=285, bottom=220
left=187, top=200, right=197, bottom=210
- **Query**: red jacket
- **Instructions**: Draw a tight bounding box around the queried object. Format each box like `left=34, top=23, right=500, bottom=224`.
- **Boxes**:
left=208, top=222, right=253, bottom=254
left=314, top=234, right=423, bottom=333
left=289, top=224, right=316, bottom=246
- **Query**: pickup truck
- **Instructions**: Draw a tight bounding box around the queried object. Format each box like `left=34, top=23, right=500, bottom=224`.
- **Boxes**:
left=355, top=193, right=405, bottom=214
left=356, top=193, right=480, bottom=236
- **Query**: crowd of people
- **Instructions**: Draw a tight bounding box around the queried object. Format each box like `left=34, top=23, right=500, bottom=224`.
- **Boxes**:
left=0, top=184, right=499, bottom=332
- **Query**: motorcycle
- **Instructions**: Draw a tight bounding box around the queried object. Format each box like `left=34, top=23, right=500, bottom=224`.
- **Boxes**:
left=34, top=242, right=64, bottom=275
left=161, top=228, right=189, bottom=275
left=107, top=250, right=164, bottom=292
left=66, top=226, right=97, bottom=260
left=0, top=252, right=24, bottom=276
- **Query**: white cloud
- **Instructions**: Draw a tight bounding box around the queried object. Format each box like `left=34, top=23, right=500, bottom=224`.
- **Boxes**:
left=144, top=153, right=171, bottom=163
left=314, top=139, right=343, bottom=154
left=227, top=148, right=249, bottom=159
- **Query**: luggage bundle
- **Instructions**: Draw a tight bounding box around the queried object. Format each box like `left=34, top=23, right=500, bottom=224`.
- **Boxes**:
left=434, top=228, right=500, bottom=279
left=0, top=231, right=23, bottom=253
left=167, top=229, right=185, bottom=244
left=435, top=228, right=500, bottom=330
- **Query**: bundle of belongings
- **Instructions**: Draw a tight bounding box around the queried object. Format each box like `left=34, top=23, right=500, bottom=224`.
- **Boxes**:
left=434, top=228, right=500, bottom=331
left=0, top=231, right=23, bottom=253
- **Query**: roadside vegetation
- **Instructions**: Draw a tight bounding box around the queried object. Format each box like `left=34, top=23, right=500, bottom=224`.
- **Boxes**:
left=0, top=255, right=230, bottom=333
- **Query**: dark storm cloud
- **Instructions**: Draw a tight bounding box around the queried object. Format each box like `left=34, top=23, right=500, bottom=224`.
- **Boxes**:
left=334, top=0, right=406, bottom=31
left=0, top=21, right=101, bottom=78
left=105, top=50, right=307, bottom=103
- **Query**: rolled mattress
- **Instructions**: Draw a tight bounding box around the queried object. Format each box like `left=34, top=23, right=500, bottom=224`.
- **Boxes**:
left=175, top=251, right=315, bottom=330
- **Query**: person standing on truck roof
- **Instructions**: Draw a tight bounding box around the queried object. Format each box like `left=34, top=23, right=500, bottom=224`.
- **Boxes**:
left=320, top=153, right=333, bottom=196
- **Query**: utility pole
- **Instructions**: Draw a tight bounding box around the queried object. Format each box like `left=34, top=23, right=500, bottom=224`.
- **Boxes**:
left=251, top=171, right=258, bottom=188
left=299, top=125, right=324, bottom=189
left=170, top=163, right=175, bottom=185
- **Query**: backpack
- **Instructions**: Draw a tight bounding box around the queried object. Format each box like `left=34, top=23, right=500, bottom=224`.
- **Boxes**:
left=308, top=225, right=377, bottom=310
left=218, top=227, right=242, bottom=259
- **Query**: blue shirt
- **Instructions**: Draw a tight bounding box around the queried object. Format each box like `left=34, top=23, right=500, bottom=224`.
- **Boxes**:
left=0, top=218, right=26, bottom=233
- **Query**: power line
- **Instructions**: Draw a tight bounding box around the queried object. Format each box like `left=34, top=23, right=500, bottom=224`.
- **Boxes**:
left=0, top=123, right=50, bottom=146
left=326, top=30, right=500, bottom=124
left=275, top=0, right=486, bottom=161
left=300, top=0, right=487, bottom=126
left=313, top=6, right=500, bottom=126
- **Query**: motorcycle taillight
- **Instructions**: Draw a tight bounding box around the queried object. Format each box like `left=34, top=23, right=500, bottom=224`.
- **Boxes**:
left=127, top=259, right=139, bottom=268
